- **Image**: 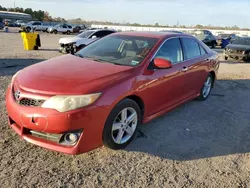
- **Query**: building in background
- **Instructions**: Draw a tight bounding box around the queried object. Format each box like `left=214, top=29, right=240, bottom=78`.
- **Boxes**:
left=0, top=11, right=32, bottom=22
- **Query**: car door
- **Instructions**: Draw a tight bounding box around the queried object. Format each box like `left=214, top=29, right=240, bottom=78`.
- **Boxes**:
left=180, top=37, right=209, bottom=95
left=62, top=25, right=67, bottom=32
left=141, top=38, right=190, bottom=115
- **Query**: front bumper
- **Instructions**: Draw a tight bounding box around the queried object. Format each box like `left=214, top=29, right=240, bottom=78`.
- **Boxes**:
left=59, top=43, right=76, bottom=54
left=5, top=85, right=109, bottom=154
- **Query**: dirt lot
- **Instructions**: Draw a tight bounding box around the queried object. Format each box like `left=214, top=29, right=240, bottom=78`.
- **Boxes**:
left=1, top=29, right=250, bottom=188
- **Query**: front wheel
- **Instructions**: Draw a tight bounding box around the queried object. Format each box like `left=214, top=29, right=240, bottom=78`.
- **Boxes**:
left=66, top=30, right=71, bottom=35
left=102, top=99, right=141, bottom=150
left=53, top=30, right=58, bottom=34
left=197, top=74, right=213, bottom=101
left=26, top=27, right=31, bottom=32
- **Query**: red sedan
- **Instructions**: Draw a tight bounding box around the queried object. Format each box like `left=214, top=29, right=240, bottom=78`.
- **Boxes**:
left=6, top=31, right=220, bottom=154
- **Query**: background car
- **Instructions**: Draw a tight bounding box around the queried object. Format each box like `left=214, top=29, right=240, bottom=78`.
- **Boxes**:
left=59, top=29, right=116, bottom=53
left=224, top=37, right=250, bottom=61
left=72, top=25, right=82, bottom=33
left=15, top=20, right=28, bottom=27
left=191, top=30, right=217, bottom=48
left=47, top=24, right=73, bottom=34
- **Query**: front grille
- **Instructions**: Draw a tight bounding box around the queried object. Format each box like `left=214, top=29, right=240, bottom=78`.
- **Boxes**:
left=19, top=98, right=44, bottom=107
left=12, top=86, right=45, bottom=107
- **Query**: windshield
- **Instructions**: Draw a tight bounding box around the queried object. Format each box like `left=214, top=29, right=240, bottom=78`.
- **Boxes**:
left=77, top=31, right=95, bottom=38
left=219, top=34, right=230, bottom=38
left=232, top=38, right=250, bottom=45
left=193, top=33, right=206, bottom=40
left=76, top=35, right=159, bottom=66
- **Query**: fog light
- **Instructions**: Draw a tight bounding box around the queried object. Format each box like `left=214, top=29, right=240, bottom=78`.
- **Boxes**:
left=65, top=133, right=78, bottom=143
left=60, top=129, right=82, bottom=146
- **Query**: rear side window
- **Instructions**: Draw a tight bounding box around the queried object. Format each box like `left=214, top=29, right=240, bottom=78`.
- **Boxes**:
left=181, top=38, right=201, bottom=59
left=199, top=45, right=206, bottom=55
left=154, top=38, right=183, bottom=65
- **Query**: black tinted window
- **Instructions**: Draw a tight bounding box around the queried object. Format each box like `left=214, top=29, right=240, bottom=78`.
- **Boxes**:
left=182, top=38, right=201, bottom=59
left=154, top=38, right=183, bottom=64
left=94, top=31, right=107, bottom=38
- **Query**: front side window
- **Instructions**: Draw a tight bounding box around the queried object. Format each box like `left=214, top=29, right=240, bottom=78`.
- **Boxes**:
left=199, top=45, right=207, bottom=55
left=33, top=22, right=41, bottom=25
left=154, top=38, right=183, bottom=64
left=76, top=35, right=158, bottom=66
left=181, top=38, right=201, bottom=59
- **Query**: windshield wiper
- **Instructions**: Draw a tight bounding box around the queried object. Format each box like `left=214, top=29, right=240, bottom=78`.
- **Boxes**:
left=84, top=56, right=105, bottom=62
left=74, top=53, right=83, bottom=58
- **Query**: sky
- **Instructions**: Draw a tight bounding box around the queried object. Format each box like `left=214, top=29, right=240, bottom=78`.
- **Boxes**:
left=0, top=0, right=250, bottom=28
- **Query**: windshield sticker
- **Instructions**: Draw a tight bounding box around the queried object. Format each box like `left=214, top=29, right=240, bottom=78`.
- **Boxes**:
left=131, top=60, right=139, bottom=65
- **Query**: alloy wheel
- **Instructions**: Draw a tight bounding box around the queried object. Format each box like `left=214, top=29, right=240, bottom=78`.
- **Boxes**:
left=111, top=107, right=138, bottom=144
left=202, top=76, right=212, bottom=98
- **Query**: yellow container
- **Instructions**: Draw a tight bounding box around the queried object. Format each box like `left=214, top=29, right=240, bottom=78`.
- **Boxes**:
left=21, top=32, right=38, bottom=50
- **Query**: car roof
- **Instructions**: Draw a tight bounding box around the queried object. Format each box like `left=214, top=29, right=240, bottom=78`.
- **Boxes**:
left=113, top=31, right=189, bottom=39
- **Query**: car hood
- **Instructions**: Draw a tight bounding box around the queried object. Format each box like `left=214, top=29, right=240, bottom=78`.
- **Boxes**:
left=15, top=55, right=134, bottom=95
left=59, top=36, right=92, bottom=45
left=227, top=44, right=250, bottom=51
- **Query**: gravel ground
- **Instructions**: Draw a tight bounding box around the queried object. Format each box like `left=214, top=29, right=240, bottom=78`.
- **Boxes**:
left=1, top=28, right=250, bottom=188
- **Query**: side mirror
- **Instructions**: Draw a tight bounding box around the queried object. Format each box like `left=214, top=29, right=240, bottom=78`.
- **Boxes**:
left=91, top=35, right=97, bottom=39
left=154, top=58, right=172, bottom=69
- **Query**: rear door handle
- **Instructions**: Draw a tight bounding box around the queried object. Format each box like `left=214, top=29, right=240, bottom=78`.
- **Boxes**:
left=182, top=67, right=189, bottom=72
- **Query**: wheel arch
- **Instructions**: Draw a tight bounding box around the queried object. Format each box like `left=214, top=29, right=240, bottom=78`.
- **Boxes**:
left=209, top=71, right=216, bottom=87
left=124, top=95, right=145, bottom=121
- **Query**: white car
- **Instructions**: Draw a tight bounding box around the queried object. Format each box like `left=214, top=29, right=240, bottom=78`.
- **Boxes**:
left=59, top=29, right=116, bottom=53
left=48, top=24, right=73, bottom=34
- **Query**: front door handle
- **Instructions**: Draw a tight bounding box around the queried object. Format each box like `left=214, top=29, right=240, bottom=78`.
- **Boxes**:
left=182, top=66, right=189, bottom=72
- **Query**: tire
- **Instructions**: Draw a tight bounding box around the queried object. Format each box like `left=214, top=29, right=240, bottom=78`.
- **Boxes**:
left=26, top=27, right=31, bottom=32
left=66, top=30, right=71, bottom=35
left=102, top=99, right=141, bottom=150
left=211, top=43, right=216, bottom=49
left=197, top=73, right=214, bottom=101
left=53, top=30, right=58, bottom=34
left=224, top=56, right=228, bottom=60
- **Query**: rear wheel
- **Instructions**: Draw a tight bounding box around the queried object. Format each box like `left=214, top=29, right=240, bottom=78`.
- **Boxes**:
left=66, top=30, right=71, bottom=35
left=211, top=42, right=216, bottom=49
left=53, top=30, right=58, bottom=34
left=103, top=99, right=141, bottom=150
left=197, top=74, right=213, bottom=101
left=26, top=27, right=31, bottom=32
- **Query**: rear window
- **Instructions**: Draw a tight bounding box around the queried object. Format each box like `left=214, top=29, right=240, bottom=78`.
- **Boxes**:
left=181, top=38, right=201, bottom=59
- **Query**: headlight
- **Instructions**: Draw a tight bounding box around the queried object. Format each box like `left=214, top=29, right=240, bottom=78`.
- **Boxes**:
left=41, top=93, right=102, bottom=112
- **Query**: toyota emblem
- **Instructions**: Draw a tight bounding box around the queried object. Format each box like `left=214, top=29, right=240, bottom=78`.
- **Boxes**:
left=14, top=90, right=21, bottom=100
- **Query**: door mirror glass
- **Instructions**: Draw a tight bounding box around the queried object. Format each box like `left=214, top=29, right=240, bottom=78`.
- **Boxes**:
left=154, top=58, right=172, bottom=69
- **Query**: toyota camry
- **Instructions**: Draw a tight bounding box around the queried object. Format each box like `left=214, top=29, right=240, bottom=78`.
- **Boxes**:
left=6, top=31, right=220, bottom=154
